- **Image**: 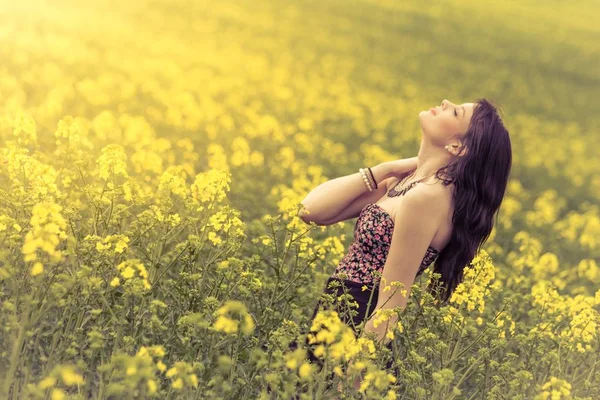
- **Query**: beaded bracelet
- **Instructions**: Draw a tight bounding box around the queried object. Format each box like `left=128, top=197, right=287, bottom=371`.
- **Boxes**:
left=359, top=168, right=372, bottom=191
left=359, top=168, right=374, bottom=192
left=367, top=167, right=378, bottom=189
left=363, top=167, right=377, bottom=190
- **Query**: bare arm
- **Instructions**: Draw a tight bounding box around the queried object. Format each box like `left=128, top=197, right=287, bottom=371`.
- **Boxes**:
left=299, top=158, right=417, bottom=225
left=360, top=185, right=442, bottom=346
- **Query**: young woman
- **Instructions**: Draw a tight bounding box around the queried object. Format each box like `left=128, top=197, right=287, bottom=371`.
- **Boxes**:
left=294, top=98, right=513, bottom=392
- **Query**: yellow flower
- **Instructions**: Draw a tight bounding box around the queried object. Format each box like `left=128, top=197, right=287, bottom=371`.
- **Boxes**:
left=136, top=264, right=149, bottom=279
left=212, top=300, right=255, bottom=335
left=137, top=347, right=149, bottom=357
left=51, top=388, right=65, bottom=400
left=191, top=169, right=231, bottom=204
left=213, top=315, right=238, bottom=334
left=96, top=241, right=111, bottom=251
left=147, top=379, right=157, bottom=394
left=372, top=309, right=394, bottom=329
left=38, top=376, right=57, bottom=389
left=59, top=366, right=84, bottom=386
left=152, top=346, right=166, bottom=357
left=22, top=202, right=68, bottom=263
left=158, top=166, right=188, bottom=199
left=114, top=237, right=130, bottom=254
left=313, top=345, right=325, bottom=357
left=121, top=266, right=136, bottom=279
left=359, top=372, right=374, bottom=393
left=172, top=377, right=184, bottom=390
left=285, top=357, right=298, bottom=370
left=165, top=367, right=178, bottom=378
left=299, top=363, right=313, bottom=380
left=12, top=112, right=39, bottom=146
left=31, top=262, right=44, bottom=276
left=396, top=321, right=404, bottom=333
left=156, top=361, right=167, bottom=372
left=242, top=314, right=256, bottom=335
left=110, top=277, right=120, bottom=287
left=96, top=144, right=129, bottom=180
left=189, top=374, right=198, bottom=388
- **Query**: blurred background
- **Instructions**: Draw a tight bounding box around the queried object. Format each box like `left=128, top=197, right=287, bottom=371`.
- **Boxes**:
left=1, top=0, right=599, bottom=398
left=1, top=0, right=599, bottom=211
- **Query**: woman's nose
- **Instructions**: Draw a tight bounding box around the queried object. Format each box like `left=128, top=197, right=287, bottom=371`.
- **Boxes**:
left=442, top=99, right=453, bottom=109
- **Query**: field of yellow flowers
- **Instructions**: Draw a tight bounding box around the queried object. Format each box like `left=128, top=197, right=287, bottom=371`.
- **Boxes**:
left=0, top=0, right=599, bottom=398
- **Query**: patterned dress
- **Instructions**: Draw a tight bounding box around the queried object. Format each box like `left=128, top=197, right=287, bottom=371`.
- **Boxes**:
left=288, top=183, right=441, bottom=385
left=332, top=202, right=440, bottom=286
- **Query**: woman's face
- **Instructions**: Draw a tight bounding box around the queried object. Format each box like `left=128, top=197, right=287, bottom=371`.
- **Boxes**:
left=419, top=99, right=475, bottom=146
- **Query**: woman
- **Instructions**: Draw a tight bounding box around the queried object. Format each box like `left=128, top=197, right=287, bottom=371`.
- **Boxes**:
left=293, top=98, right=513, bottom=393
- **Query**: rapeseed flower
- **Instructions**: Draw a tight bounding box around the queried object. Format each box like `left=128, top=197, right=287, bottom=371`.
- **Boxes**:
left=213, top=300, right=255, bottom=335
left=96, top=144, right=129, bottom=180
left=22, top=202, right=68, bottom=266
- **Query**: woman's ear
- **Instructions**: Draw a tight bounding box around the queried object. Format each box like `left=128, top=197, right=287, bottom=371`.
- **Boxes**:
left=456, top=144, right=468, bottom=157
left=446, top=143, right=468, bottom=157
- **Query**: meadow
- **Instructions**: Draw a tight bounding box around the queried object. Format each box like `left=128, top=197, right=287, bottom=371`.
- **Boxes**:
left=0, top=0, right=599, bottom=398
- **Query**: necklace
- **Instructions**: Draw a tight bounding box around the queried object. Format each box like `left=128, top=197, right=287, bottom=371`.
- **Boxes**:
left=387, top=171, right=436, bottom=198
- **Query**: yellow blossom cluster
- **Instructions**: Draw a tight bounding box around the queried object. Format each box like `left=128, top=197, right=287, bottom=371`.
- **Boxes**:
left=2, top=143, right=61, bottom=201
left=94, top=234, right=130, bottom=255
left=54, top=115, right=94, bottom=150
left=134, top=345, right=169, bottom=394
left=284, top=348, right=317, bottom=382
left=308, top=310, right=376, bottom=363
left=443, top=249, right=497, bottom=325
left=577, top=259, right=599, bottom=283
left=369, top=308, right=404, bottom=341
left=165, top=361, right=199, bottom=391
left=37, top=364, right=85, bottom=400
left=190, top=168, right=231, bottom=207
left=554, top=204, right=600, bottom=251
left=157, top=165, right=189, bottom=200
left=12, top=111, right=38, bottom=146
left=535, top=376, right=572, bottom=400
left=204, top=209, right=246, bottom=246
left=212, top=300, right=256, bottom=336
left=149, top=205, right=182, bottom=228
left=22, top=201, right=69, bottom=276
left=525, top=190, right=566, bottom=228
left=0, top=0, right=598, bottom=397
left=530, top=281, right=600, bottom=353
left=506, top=231, right=543, bottom=282
left=96, top=144, right=129, bottom=181
left=110, top=259, right=151, bottom=291
left=495, top=312, right=516, bottom=339
left=357, top=369, right=397, bottom=395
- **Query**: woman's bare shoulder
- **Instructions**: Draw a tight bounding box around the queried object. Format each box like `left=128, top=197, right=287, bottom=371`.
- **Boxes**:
left=403, top=180, right=454, bottom=217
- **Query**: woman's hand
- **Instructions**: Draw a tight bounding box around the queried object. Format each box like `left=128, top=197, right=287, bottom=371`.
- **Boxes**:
left=383, top=157, right=418, bottom=180
left=334, top=362, right=363, bottom=398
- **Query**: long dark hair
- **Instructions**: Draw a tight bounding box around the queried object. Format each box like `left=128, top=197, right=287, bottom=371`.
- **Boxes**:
left=427, top=98, right=512, bottom=305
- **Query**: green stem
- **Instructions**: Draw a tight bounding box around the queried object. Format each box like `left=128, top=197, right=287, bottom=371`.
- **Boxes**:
left=448, top=351, right=487, bottom=400
left=2, top=299, right=31, bottom=398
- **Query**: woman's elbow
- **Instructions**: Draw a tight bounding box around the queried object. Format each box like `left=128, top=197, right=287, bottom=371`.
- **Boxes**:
left=299, top=203, right=324, bottom=225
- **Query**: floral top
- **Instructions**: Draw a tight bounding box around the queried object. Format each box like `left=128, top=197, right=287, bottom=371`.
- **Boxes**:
left=331, top=202, right=440, bottom=286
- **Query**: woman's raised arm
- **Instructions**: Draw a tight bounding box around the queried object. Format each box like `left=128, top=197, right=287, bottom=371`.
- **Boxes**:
left=299, top=157, right=418, bottom=225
